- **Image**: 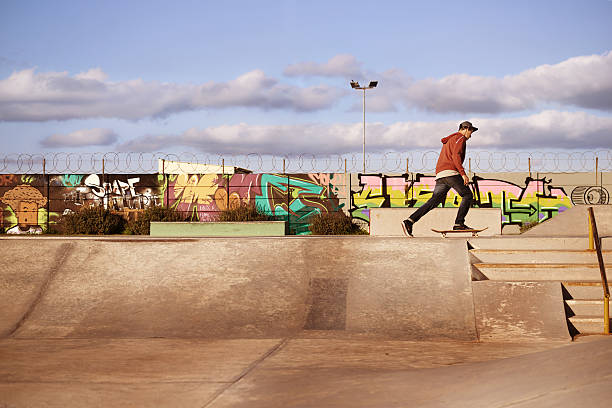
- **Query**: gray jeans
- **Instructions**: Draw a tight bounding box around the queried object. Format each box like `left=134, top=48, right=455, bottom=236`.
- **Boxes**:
left=408, top=175, right=473, bottom=225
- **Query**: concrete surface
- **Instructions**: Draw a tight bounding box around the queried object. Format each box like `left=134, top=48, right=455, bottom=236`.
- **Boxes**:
left=524, top=204, right=612, bottom=236
left=150, top=221, right=287, bottom=236
left=472, top=281, right=571, bottom=341
left=1, top=335, right=608, bottom=408
left=473, top=263, right=603, bottom=281
left=1, top=236, right=478, bottom=341
left=370, top=208, right=501, bottom=237
left=0, top=241, right=73, bottom=337
left=1, top=235, right=610, bottom=407
left=468, top=236, right=593, bottom=250
left=207, top=336, right=612, bottom=408
left=470, top=248, right=612, bottom=264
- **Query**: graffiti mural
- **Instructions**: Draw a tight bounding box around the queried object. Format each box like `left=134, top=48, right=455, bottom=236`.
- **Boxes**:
left=1, top=184, right=47, bottom=234
left=56, top=174, right=163, bottom=220
left=570, top=186, right=609, bottom=205
left=0, top=171, right=609, bottom=234
left=0, top=174, right=164, bottom=232
left=167, top=173, right=343, bottom=235
left=350, top=173, right=574, bottom=228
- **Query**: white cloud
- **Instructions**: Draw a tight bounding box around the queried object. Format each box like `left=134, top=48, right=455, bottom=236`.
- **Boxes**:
left=284, top=54, right=364, bottom=78
left=0, top=68, right=344, bottom=121
left=292, top=51, right=612, bottom=113
left=393, top=51, right=612, bottom=113
left=116, top=111, right=612, bottom=154
left=41, top=128, right=118, bottom=148
left=2, top=51, right=611, bottom=123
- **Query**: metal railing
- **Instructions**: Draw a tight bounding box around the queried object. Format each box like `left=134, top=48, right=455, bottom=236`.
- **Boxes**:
left=588, top=206, right=610, bottom=335
left=1, top=150, right=611, bottom=174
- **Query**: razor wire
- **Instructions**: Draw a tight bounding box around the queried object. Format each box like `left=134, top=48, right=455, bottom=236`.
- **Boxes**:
left=1, top=150, right=611, bottom=174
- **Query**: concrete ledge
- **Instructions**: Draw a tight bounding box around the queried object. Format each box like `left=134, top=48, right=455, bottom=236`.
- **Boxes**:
left=524, top=205, right=612, bottom=236
left=150, top=221, right=287, bottom=237
left=370, top=208, right=501, bottom=237
left=472, top=281, right=571, bottom=341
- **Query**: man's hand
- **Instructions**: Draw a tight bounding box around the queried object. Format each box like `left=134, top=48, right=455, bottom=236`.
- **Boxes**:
left=462, top=174, right=470, bottom=185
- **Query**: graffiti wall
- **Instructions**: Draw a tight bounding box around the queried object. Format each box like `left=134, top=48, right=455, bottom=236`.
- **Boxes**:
left=0, top=174, right=164, bottom=234
left=0, top=173, right=347, bottom=235
left=0, top=171, right=609, bottom=234
left=350, top=172, right=609, bottom=231
left=167, top=173, right=345, bottom=235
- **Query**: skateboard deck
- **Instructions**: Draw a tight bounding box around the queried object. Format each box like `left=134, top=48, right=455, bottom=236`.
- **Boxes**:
left=431, top=227, right=488, bottom=237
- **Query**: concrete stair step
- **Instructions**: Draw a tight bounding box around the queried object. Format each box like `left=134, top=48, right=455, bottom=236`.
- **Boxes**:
left=562, top=282, right=612, bottom=299
left=568, top=315, right=612, bottom=334
left=473, top=263, right=602, bottom=281
left=470, top=249, right=612, bottom=264
left=565, top=299, right=609, bottom=315
left=468, top=237, right=591, bottom=250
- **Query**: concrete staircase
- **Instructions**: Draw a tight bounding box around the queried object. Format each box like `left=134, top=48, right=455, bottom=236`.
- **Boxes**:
left=469, top=237, right=611, bottom=336
left=564, top=282, right=612, bottom=334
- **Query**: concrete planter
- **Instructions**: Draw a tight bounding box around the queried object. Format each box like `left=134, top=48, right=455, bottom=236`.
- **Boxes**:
left=149, top=221, right=287, bottom=237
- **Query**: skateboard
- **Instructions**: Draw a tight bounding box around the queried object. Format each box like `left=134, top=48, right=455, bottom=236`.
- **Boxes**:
left=431, top=227, right=488, bottom=237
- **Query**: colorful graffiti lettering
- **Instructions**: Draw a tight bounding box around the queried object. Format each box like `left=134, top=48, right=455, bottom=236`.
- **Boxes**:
left=166, top=173, right=341, bottom=235
left=0, top=171, right=609, bottom=234
left=350, top=173, right=574, bottom=227
left=59, top=174, right=162, bottom=213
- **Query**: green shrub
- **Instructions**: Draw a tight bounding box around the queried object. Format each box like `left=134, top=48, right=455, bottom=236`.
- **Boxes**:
left=127, top=205, right=186, bottom=235
left=61, top=206, right=127, bottom=235
left=309, top=211, right=367, bottom=235
left=217, top=203, right=276, bottom=222
left=520, top=221, right=539, bottom=233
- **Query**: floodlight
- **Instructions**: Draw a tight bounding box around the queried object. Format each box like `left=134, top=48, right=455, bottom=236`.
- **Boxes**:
left=349, top=79, right=379, bottom=173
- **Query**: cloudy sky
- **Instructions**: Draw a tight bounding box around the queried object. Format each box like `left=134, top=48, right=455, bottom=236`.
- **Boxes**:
left=1, top=0, right=611, bottom=156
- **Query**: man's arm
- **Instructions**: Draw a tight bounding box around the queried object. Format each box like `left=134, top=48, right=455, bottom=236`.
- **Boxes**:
left=451, top=136, right=467, bottom=175
left=451, top=136, right=469, bottom=185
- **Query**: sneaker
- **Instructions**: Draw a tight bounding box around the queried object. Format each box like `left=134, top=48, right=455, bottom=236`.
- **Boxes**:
left=401, top=219, right=413, bottom=236
left=453, top=224, right=472, bottom=231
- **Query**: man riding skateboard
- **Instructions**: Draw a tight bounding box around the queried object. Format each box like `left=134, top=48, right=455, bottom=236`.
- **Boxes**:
left=402, top=121, right=477, bottom=237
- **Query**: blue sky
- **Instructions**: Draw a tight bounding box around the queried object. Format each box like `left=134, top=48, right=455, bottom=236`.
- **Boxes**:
left=1, top=0, right=611, bottom=156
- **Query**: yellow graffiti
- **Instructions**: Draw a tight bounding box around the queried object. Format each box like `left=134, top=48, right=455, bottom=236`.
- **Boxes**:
left=352, top=186, right=386, bottom=209
left=173, top=174, right=219, bottom=205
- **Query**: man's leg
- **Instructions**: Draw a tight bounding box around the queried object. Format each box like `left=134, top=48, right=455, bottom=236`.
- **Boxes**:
left=402, top=181, right=450, bottom=236
left=445, top=175, right=473, bottom=226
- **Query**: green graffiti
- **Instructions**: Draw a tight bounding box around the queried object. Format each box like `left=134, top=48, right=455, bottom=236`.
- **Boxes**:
left=61, top=174, right=84, bottom=187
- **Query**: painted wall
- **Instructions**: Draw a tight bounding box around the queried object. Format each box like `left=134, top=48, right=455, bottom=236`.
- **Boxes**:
left=0, top=172, right=609, bottom=234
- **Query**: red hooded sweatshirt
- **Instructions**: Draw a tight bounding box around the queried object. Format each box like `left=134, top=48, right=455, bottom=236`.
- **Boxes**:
left=435, top=132, right=467, bottom=176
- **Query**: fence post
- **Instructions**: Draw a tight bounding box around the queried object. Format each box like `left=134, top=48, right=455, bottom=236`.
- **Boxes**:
left=528, top=157, right=531, bottom=178
left=162, top=159, right=168, bottom=209
left=536, top=171, right=540, bottom=224
left=287, top=174, right=290, bottom=234
left=44, top=159, right=50, bottom=233
left=595, top=157, right=598, bottom=185
left=102, top=158, right=106, bottom=210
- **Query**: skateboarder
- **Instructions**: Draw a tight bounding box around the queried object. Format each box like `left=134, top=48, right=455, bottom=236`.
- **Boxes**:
left=401, top=121, right=477, bottom=236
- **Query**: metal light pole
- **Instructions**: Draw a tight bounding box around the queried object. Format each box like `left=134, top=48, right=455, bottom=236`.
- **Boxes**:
left=350, top=80, right=378, bottom=173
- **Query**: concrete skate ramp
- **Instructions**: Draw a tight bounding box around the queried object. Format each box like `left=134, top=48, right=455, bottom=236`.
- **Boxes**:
left=0, top=240, right=75, bottom=337
left=524, top=204, right=612, bottom=236
left=0, top=237, right=478, bottom=340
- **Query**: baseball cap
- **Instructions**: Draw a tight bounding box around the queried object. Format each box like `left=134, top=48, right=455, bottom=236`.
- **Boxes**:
left=459, top=121, right=478, bottom=132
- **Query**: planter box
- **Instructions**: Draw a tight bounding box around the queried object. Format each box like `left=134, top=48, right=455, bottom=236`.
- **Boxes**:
left=149, top=221, right=287, bottom=237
